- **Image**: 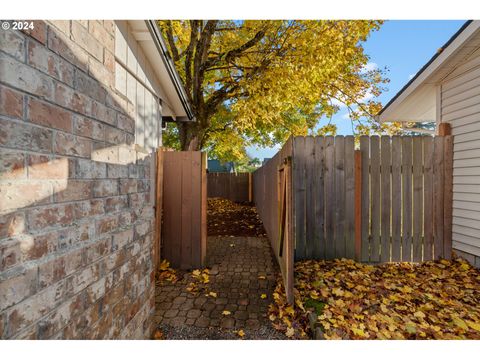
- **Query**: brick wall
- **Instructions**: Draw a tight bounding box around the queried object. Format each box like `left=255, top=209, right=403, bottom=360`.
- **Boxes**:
left=0, top=20, right=156, bottom=339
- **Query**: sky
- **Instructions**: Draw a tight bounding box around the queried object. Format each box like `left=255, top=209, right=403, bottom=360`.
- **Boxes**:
left=246, top=20, right=466, bottom=161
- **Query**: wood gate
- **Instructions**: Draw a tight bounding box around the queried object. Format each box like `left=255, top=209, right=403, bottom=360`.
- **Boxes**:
left=157, top=149, right=207, bottom=269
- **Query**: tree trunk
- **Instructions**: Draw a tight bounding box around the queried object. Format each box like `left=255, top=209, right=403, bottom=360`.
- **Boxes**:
left=178, top=120, right=204, bottom=151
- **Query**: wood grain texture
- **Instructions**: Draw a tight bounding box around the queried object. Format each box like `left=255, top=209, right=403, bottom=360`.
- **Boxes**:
left=370, top=136, right=381, bottom=262
left=334, top=136, right=346, bottom=258
left=381, top=136, right=391, bottom=262
left=423, top=137, right=434, bottom=261
left=443, top=135, right=453, bottom=260
left=391, top=136, right=402, bottom=262
left=402, top=137, right=413, bottom=262
left=325, top=136, right=335, bottom=260
left=434, top=137, right=445, bottom=259
left=305, top=136, right=315, bottom=259
left=360, top=136, right=370, bottom=262
left=345, top=136, right=355, bottom=259
left=412, top=137, right=423, bottom=262
left=314, top=137, right=325, bottom=259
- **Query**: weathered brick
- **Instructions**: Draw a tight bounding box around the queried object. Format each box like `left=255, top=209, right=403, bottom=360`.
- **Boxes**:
left=134, top=221, right=150, bottom=240
left=0, top=29, right=25, bottom=61
left=107, top=163, right=128, bottom=178
left=0, top=52, right=53, bottom=100
left=0, top=85, right=24, bottom=119
left=71, top=21, right=103, bottom=62
left=22, top=20, right=47, bottom=44
left=75, top=70, right=107, bottom=104
left=73, top=116, right=106, bottom=141
left=118, top=211, right=133, bottom=227
left=54, top=179, right=92, bottom=202
left=0, top=212, right=25, bottom=240
left=27, top=154, right=69, bottom=180
left=0, top=181, right=53, bottom=213
left=116, top=113, right=135, bottom=134
left=88, top=57, right=113, bottom=87
left=96, top=214, right=118, bottom=235
left=137, top=180, right=149, bottom=193
left=70, top=262, right=102, bottom=295
left=0, top=266, right=37, bottom=312
left=85, top=236, right=110, bottom=264
left=0, top=118, right=53, bottom=153
left=0, top=239, right=21, bottom=271
left=37, top=291, right=85, bottom=339
left=6, top=280, right=66, bottom=337
left=28, top=40, right=74, bottom=87
left=91, top=100, right=116, bottom=126
left=47, top=26, right=88, bottom=72
left=105, top=126, right=126, bottom=145
left=93, top=179, right=118, bottom=198
left=104, top=195, right=128, bottom=213
left=18, top=231, right=57, bottom=262
left=28, top=97, right=73, bottom=132
left=104, top=49, right=115, bottom=73
left=111, top=229, right=133, bottom=252
left=85, top=277, right=106, bottom=308
left=27, top=203, right=74, bottom=231
left=119, top=179, right=137, bottom=195
left=49, top=20, right=70, bottom=35
left=38, top=249, right=84, bottom=289
left=74, top=199, right=105, bottom=219
left=54, top=82, right=92, bottom=117
left=0, top=149, right=26, bottom=180
left=54, top=132, right=92, bottom=158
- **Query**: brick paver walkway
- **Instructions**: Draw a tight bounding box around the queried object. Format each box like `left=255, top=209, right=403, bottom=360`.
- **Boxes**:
left=154, top=236, right=285, bottom=339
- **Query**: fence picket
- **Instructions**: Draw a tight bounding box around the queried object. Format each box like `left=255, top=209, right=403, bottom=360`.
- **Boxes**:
left=325, top=136, right=335, bottom=260
left=314, top=137, right=325, bottom=259
left=335, top=136, right=346, bottom=258
left=434, top=137, right=445, bottom=259
left=294, top=137, right=307, bottom=259
left=305, top=136, right=315, bottom=259
left=423, top=137, right=434, bottom=261
left=391, top=136, right=402, bottom=262
left=381, top=136, right=391, bottom=262
left=371, top=136, right=381, bottom=262
left=413, top=137, right=424, bottom=262
left=360, top=136, right=370, bottom=262
left=345, top=136, right=355, bottom=259
left=402, top=137, right=413, bottom=262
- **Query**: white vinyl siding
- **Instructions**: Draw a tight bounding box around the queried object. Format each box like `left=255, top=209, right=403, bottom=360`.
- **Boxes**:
left=441, top=48, right=480, bottom=257
left=114, top=21, right=162, bottom=151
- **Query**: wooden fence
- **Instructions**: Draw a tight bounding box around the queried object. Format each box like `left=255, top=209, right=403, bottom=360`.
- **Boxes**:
left=292, top=135, right=453, bottom=262
left=207, top=172, right=252, bottom=202
left=253, top=138, right=294, bottom=303
left=161, top=150, right=207, bottom=269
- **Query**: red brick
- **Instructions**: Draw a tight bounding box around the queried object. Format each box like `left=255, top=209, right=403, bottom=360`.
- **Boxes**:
left=0, top=239, right=21, bottom=272
left=0, top=85, right=24, bottom=119
left=74, top=116, right=105, bottom=141
left=38, top=249, right=84, bottom=289
left=28, top=40, right=74, bottom=87
left=85, top=236, right=110, bottom=264
left=91, top=100, right=116, bottom=125
left=47, top=26, right=88, bottom=72
left=0, top=52, right=54, bottom=100
left=119, top=179, right=137, bottom=195
left=104, top=49, right=115, bottom=73
left=22, top=20, right=47, bottom=44
left=0, top=267, right=37, bottom=312
left=19, top=231, right=57, bottom=262
left=70, top=262, right=102, bottom=294
left=53, top=180, right=92, bottom=202
left=117, top=113, right=135, bottom=134
left=89, top=21, right=114, bottom=52
left=93, top=179, right=118, bottom=198
left=74, top=69, right=107, bottom=104
left=105, top=195, right=128, bottom=213
left=0, top=149, right=26, bottom=180
left=6, top=280, right=66, bottom=337
left=71, top=21, right=103, bottom=61
left=96, top=214, right=118, bottom=235
left=0, top=118, right=53, bottom=153
left=54, top=82, right=92, bottom=117
left=74, top=199, right=105, bottom=219
left=54, top=132, right=92, bottom=158
left=29, top=97, right=73, bottom=132
left=0, top=29, right=25, bottom=61
left=0, top=212, right=25, bottom=239
left=105, top=126, right=125, bottom=145
left=27, top=203, right=74, bottom=231
left=27, top=154, right=69, bottom=180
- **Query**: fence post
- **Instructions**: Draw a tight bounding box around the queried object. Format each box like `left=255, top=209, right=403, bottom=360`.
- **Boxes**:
left=248, top=172, right=253, bottom=202
left=442, top=123, right=453, bottom=259
left=354, top=150, right=362, bottom=261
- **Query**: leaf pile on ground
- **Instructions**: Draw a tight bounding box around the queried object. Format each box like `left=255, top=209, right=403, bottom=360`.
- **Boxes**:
left=156, top=260, right=178, bottom=284
left=207, top=198, right=267, bottom=237
left=186, top=268, right=212, bottom=295
left=269, top=257, right=480, bottom=339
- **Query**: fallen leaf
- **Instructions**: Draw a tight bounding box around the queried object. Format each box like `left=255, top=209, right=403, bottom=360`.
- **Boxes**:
left=261, top=294, right=267, bottom=299
left=285, top=327, right=295, bottom=337
left=222, top=310, right=231, bottom=316
left=208, top=292, right=217, bottom=298
left=237, top=329, right=245, bottom=337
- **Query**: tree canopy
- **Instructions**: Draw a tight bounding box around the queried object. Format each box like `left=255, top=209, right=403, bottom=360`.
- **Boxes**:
left=159, top=20, right=399, bottom=162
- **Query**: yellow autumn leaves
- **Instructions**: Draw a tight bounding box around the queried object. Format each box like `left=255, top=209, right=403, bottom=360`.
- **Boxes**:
left=269, top=257, right=480, bottom=339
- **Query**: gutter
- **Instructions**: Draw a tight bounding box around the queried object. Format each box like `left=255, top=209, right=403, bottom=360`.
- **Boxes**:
left=146, top=20, right=195, bottom=121
left=377, top=20, right=473, bottom=118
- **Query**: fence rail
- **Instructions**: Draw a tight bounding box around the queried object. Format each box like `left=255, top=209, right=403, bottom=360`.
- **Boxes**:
left=207, top=172, right=251, bottom=202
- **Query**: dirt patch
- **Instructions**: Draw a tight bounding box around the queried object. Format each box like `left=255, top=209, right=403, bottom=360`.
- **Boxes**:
left=207, top=198, right=267, bottom=237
